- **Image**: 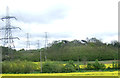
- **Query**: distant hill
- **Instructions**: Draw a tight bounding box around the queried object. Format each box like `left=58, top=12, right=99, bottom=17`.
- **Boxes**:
left=1, top=38, right=119, bottom=61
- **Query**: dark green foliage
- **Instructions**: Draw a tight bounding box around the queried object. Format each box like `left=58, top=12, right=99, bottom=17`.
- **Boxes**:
left=46, top=38, right=118, bottom=61
left=42, top=61, right=64, bottom=73
left=42, top=60, right=78, bottom=73
left=112, top=62, right=118, bottom=69
left=63, top=64, right=76, bottom=73
left=86, top=59, right=106, bottom=70
left=42, top=62, right=53, bottom=73
left=1, top=46, right=17, bottom=61
left=93, top=59, right=106, bottom=70
left=112, top=62, right=115, bottom=68
left=67, top=60, right=80, bottom=70
left=111, top=40, right=120, bottom=47
left=87, top=63, right=94, bottom=70
left=68, top=60, right=75, bottom=67
left=1, top=38, right=119, bottom=62
left=62, top=60, right=76, bottom=73
left=75, top=64, right=80, bottom=70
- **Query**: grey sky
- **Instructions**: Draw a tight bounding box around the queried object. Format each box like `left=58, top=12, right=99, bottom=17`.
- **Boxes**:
left=0, top=0, right=119, bottom=49
left=14, top=5, right=68, bottom=24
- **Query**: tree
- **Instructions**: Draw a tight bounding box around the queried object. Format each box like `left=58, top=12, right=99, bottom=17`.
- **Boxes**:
left=87, top=38, right=103, bottom=46
left=111, top=40, right=120, bottom=47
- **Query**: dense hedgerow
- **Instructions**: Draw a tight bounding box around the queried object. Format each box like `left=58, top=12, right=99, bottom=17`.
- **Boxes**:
left=42, top=60, right=80, bottom=73
left=42, top=61, right=64, bottom=73
left=112, top=61, right=119, bottom=69
left=2, top=60, right=119, bottom=73
left=2, top=60, right=37, bottom=73
left=86, top=59, right=106, bottom=70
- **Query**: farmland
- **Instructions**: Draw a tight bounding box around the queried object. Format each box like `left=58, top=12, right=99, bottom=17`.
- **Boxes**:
left=2, top=60, right=119, bottom=73
left=1, top=71, right=118, bottom=76
left=1, top=60, right=119, bottom=77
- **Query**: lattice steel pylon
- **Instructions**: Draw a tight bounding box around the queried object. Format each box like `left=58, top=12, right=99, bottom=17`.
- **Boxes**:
left=0, top=7, right=21, bottom=48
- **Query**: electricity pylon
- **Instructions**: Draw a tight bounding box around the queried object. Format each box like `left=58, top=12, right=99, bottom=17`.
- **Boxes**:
left=0, top=6, right=21, bottom=48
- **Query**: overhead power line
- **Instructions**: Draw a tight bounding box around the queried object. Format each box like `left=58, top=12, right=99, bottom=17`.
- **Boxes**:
left=0, top=6, right=21, bottom=48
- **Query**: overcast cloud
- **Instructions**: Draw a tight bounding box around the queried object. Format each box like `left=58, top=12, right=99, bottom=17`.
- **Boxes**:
left=0, top=0, right=119, bottom=49
left=14, top=5, right=68, bottom=24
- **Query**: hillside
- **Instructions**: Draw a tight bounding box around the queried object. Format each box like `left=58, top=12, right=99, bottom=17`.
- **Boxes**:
left=1, top=38, right=119, bottom=61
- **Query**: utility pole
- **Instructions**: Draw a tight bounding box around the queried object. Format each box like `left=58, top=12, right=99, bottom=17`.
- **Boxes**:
left=44, top=32, right=48, bottom=61
left=26, top=33, right=30, bottom=50
left=37, top=40, right=40, bottom=49
left=37, top=40, right=42, bottom=73
left=0, top=6, right=21, bottom=48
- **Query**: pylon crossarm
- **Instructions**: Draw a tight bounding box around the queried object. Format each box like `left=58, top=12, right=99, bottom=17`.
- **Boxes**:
left=1, top=16, right=17, bottom=21
left=0, top=27, right=21, bottom=30
left=13, top=37, right=20, bottom=40
left=0, top=37, right=20, bottom=40
left=12, top=27, right=21, bottom=30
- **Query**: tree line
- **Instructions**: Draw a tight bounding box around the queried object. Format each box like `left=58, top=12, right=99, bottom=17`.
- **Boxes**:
left=1, top=37, right=119, bottom=61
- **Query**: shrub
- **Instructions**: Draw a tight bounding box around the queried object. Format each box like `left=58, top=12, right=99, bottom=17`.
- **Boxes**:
left=74, top=64, right=80, bottom=70
left=63, top=64, right=76, bottom=73
left=112, top=62, right=115, bottom=68
left=86, top=63, right=94, bottom=70
left=68, top=60, right=75, bottom=67
left=2, top=61, right=37, bottom=73
left=93, top=59, right=105, bottom=70
left=86, top=59, right=105, bottom=70
left=42, top=62, right=53, bottom=73
left=112, top=62, right=118, bottom=69
left=42, top=61, right=64, bottom=73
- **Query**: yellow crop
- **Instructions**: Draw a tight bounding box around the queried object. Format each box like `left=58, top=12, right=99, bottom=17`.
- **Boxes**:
left=62, top=64, right=115, bottom=69
left=2, top=62, right=118, bottom=77
left=1, top=71, right=118, bottom=76
left=33, top=62, right=118, bottom=69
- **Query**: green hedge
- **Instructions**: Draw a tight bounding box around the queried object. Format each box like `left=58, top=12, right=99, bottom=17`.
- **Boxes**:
left=2, top=60, right=118, bottom=73
left=2, top=60, right=37, bottom=73
left=42, top=61, right=64, bottom=73
left=42, top=60, right=79, bottom=73
left=86, top=59, right=106, bottom=70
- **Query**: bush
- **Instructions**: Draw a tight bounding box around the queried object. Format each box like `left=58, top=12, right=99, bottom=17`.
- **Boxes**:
left=87, top=63, right=94, bottom=70
left=112, top=62, right=118, bottom=69
left=2, top=60, right=37, bottom=73
left=68, top=60, right=75, bottom=67
left=68, top=60, right=80, bottom=70
left=42, top=61, right=64, bottom=73
left=42, top=61, right=77, bottom=73
left=93, top=59, right=105, bottom=70
left=61, top=60, right=76, bottom=73
left=42, top=62, right=53, bottom=73
left=86, top=59, right=105, bottom=70
left=63, top=64, right=76, bottom=73
left=75, top=64, right=80, bottom=70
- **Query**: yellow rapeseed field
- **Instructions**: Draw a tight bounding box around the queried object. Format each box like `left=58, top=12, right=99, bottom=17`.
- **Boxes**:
left=1, top=62, right=118, bottom=77
left=1, top=71, right=118, bottom=76
left=63, top=63, right=114, bottom=69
